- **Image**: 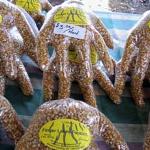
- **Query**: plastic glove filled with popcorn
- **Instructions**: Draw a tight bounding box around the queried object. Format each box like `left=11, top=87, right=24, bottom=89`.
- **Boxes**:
left=16, top=98, right=129, bottom=150
left=0, top=95, right=25, bottom=144
left=0, top=0, right=38, bottom=95
left=38, top=0, right=120, bottom=107
left=114, top=10, right=150, bottom=107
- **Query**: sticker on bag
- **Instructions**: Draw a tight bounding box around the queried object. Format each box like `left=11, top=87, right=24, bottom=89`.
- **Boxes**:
left=54, top=7, right=88, bottom=25
left=0, top=15, right=2, bottom=24
left=54, top=22, right=86, bottom=39
left=39, top=119, right=91, bottom=150
left=147, top=21, right=150, bottom=28
left=16, top=0, right=41, bottom=13
left=69, top=44, right=98, bottom=64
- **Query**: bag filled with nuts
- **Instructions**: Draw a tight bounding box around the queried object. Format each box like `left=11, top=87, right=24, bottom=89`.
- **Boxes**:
left=144, top=113, right=150, bottom=150
left=10, top=0, right=52, bottom=24
left=0, top=0, right=38, bottom=96
left=16, top=98, right=129, bottom=150
left=38, top=0, right=120, bottom=107
left=0, top=95, right=25, bottom=144
left=114, top=10, right=150, bottom=107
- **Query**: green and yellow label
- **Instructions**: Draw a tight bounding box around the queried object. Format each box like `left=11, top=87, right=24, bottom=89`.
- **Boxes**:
left=54, top=7, right=88, bottom=25
left=147, top=21, right=150, bottom=28
left=16, top=0, right=41, bottom=13
left=0, top=15, right=2, bottom=24
left=69, top=45, right=98, bottom=64
left=39, top=119, right=91, bottom=150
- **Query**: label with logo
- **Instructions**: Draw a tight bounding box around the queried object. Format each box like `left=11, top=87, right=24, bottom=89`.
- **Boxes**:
left=16, top=0, right=41, bottom=12
left=54, top=22, right=86, bottom=39
left=54, top=7, right=88, bottom=25
left=69, top=45, right=98, bottom=64
left=0, top=15, right=2, bottom=24
left=147, top=21, right=150, bottom=28
left=39, top=119, right=91, bottom=150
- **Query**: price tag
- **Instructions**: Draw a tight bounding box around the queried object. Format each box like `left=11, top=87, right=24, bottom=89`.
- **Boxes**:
left=54, top=22, right=86, bottom=39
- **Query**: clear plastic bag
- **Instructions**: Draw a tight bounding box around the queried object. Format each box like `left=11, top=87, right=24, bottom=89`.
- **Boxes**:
left=37, top=0, right=119, bottom=107
left=0, top=0, right=38, bottom=96
left=16, top=98, right=129, bottom=150
left=114, top=10, right=150, bottom=107
left=0, top=95, right=24, bottom=144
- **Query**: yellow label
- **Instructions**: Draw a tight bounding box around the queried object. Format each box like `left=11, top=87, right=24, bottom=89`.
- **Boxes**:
left=39, top=119, right=91, bottom=150
left=69, top=45, right=98, bottom=64
left=0, top=15, right=2, bottom=24
left=0, top=15, right=3, bottom=23
left=16, top=0, right=41, bottom=13
left=147, top=21, right=150, bottom=28
left=90, top=45, right=98, bottom=65
left=54, top=7, right=88, bottom=25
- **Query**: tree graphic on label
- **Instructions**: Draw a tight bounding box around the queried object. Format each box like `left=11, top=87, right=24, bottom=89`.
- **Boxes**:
left=54, top=7, right=88, bottom=25
left=16, top=0, right=41, bottom=12
left=39, top=119, right=91, bottom=150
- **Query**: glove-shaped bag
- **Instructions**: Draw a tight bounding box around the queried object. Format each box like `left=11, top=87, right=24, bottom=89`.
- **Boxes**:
left=16, top=98, right=129, bottom=150
left=115, top=10, right=150, bottom=107
left=38, top=0, right=119, bottom=107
